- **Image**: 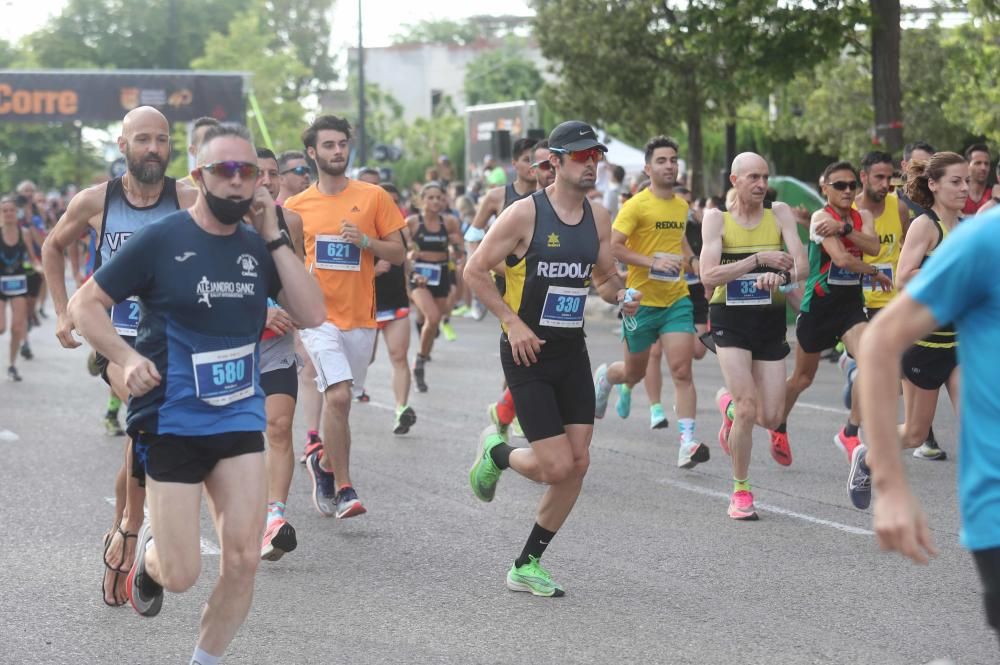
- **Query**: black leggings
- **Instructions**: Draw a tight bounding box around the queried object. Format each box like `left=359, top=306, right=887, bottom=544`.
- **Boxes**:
left=974, top=547, right=1000, bottom=644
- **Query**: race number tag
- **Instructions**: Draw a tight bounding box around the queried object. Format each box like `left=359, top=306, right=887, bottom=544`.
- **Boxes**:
left=315, top=235, right=361, bottom=271
left=684, top=271, right=700, bottom=285
left=191, top=343, right=256, bottom=406
left=539, top=286, right=587, bottom=328
left=376, top=309, right=397, bottom=323
left=412, top=262, right=443, bottom=286
left=111, top=296, right=141, bottom=337
left=726, top=274, right=772, bottom=306
left=828, top=262, right=860, bottom=286
left=863, top=264, right=893, bottom=291
left=648, top=253, right=682, bottom=282
left=0, top=275, right=27, bottom=296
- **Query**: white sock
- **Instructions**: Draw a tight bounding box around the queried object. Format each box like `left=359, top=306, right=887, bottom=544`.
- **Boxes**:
left=191, top=646, right=220, bottom=665
left=678, top=418, right=696, bottom=445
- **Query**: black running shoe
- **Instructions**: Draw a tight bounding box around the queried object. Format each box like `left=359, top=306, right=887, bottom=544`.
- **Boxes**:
left=19, top=342, right=32, bottom=360
left=393, top=406, right=417, bottom=435
left=7, top=366, right=21, bottom=382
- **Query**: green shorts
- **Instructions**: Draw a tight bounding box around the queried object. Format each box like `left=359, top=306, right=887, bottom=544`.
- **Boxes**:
left=623, top=298, right=696, bottom=353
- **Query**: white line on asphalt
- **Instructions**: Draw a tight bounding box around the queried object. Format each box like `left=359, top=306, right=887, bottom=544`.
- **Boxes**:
left=0, top=429, right=19, bottom=441
left=104, top=497, right=221, bottom=554
left=367, top=400, right=459, bottom=429
left=798, top=401, right=848, bottom=415
left=655, top=478, right=875, bottom=536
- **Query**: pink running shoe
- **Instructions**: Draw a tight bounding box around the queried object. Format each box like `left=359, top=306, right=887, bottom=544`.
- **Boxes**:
left=715, top=387, right=733, bottom=456
left=727, top=490, right=759, bottom=521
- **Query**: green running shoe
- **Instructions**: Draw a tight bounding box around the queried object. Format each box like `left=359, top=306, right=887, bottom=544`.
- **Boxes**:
left=616, top=384, right=632, bottom=419
left=649, top=403, right=669, bottom=430
left=451, top=304, right=470, bottom=317
left=469, top=426, right=506, bottom=502
left=506, top=556, right=565, bottom=597
left=440, top=320, right=457, bottom=342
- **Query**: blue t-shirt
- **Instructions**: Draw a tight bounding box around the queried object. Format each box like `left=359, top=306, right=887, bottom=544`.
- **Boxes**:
left=93, top=211, right=281, bottom=437
left=907, top=209, right=1000, bottom=551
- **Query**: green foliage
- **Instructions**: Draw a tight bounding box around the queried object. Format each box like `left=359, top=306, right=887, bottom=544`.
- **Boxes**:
left=0, top=125, right=103, bottom=192
left=257, top=0, right=338, bottom=95
left=392, top=16, right=526, bottom=46
left=943, top=10, right=1000, bottom=146
left=464, top=46, right=544, bottom=107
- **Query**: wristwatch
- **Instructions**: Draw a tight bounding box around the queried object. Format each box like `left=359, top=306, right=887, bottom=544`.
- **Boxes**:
left=840, top=222, right=853, bottom=237
left=265, top=235, right=290, bottom=252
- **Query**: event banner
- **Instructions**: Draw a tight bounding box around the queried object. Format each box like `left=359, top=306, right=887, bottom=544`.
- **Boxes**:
left=0, top=70, right=245, bottom=123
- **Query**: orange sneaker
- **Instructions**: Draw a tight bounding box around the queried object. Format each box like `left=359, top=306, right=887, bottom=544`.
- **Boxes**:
left=769, top=430, right=792, bottom=466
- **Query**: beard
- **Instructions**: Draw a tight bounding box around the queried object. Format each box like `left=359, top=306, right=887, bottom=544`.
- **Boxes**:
left=125, top=144, right=167, bottom=184
left=316, top=155, right=347, bottom=177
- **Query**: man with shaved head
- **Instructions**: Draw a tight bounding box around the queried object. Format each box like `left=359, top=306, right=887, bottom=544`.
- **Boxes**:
left=700, top=152, right=808, bottom=520
left=42, top=105, right=198, bottom=607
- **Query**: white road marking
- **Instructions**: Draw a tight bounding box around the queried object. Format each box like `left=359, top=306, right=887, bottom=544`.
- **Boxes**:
left=655, top=478, right=875, bottom=536
left=798, top=401, right=848, bottom=415
left=367, top=399, right=458, bottom=429
left=104, top=497, right=221, bottom=554
left=0, top=429, right=19, bottom=441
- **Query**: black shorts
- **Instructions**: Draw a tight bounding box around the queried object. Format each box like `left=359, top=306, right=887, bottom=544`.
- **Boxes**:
left=865, top=307, right=882, bottom=321
left=410, top=264, right=451, bottom=299
left=96, top=336, right=137, bottom=387
left=973, top=547, right=1000, bottom=634
left=795, top=298, right=868, bottom=354
left=688, top=283, right=708, bottom=325
left=902, top=343, right=957, bottom=390
left=709, top=304, right=789, bottom=361
left=500, top=334, right=595, bottom=442
left=26, top=272, right=42, bottom=298
left=133, top=431, right=265, bottom=484
left=261, top=363, right=298, bottom=399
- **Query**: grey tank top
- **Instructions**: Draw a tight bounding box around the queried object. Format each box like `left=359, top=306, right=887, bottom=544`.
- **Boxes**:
left=97, top=176, right=180, bottom=268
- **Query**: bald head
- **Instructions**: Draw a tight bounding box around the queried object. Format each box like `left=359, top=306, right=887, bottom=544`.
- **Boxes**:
left=729, top=152, right=770, bottom=209
left=731, top=152, right=767, bottom=177
left=118, top=106, right=171, bottom=184
left=121, top=106, right=169, bottom=139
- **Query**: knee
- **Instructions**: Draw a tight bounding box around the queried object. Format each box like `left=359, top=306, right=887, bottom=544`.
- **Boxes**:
left=573, top=451, right=590, bottom=480
left=158, top=557, right=201, bottom=593
left=388, top=345, right=408, bottom=366
left=733, top=395, right=758, bottom=424
left=539, top=456, right=576, bottom=485
left=266, top=412, right=292, bottom=445
left=324, top=384, right=352, bottom=414
left=668, top=360, right=692, bottom=384
left=220, top=542, right=260, bottom=582
left=623, top=365, right=646, bottom=385
left=790, top=369, right=815, bottom=392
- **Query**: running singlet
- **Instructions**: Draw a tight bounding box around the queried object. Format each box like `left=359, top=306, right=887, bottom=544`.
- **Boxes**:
left=98, top=176, right=180, bottom=338
left=0, top=227, right=30, bottom=297
left=285, top=180, right=405, bottom=330
left=502, top=190, right=599, bottom=341
left=800, top=206, right=864, bottom=313
left=93, top=211, right=281, bottom=437
left=611, top=188, right=690, bottom=308
left=503, top=183, right=533, bottom=211
left=861, top=193, right=902, bottom=310
left=915, top=211, right=956, bottom=350
left=962, top=188, right=992, bottom=216
left=708, top=206, right=785, bottom=311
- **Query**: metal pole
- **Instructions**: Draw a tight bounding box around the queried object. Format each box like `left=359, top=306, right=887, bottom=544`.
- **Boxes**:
left=357, top=0, right=367, bottom=165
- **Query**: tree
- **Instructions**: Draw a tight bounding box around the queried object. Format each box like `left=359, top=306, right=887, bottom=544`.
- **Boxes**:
left=392, top=16, right=528, bottom=46
left=871, top=0, right=903, bottom=152
left=258, top=0, right=339, bottom=95
left=464, top=47, right=545, bottom=107
left=943, top=5, right=1000, bottom=146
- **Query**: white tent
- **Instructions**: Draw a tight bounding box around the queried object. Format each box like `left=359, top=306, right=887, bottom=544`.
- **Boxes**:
left=596, top=132, right=687, bottom=190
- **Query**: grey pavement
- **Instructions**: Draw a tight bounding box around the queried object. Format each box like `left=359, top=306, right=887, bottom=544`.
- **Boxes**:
left=0, top=304, right=994, bottom=664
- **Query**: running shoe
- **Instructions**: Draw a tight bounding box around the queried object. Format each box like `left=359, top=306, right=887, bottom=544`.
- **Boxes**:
left=649, top=404, right=669, bottom=430
left=104, top=414, right=125, bottom=437
left=413, top=357, right=428, bottom=393
left=848, top=443, right=872, bottom=509
left=913, top=439, right=947, bottom=461
left=593, top=363, right=612, bottom=419
left=469, top=426, right=506, bottom=502
left=727, top=490, right=759, bottom=521
left=715, top=387, right=733, bottom=456
left=86, top=351, right=101, bottom=377
left=451, top=304, right=470, bottom=317
left=769, top=430, right=792, bottom=467
left=615, top=384, right=632, bottom=419
left=334, top=486, right=367, bottom=519
left=487, top=403, right=510, bottom=438
left=506, top=555, right=565, bottom=597
left=37, top=307, right=47, bottom=319
left=833, top=427, right=861, bottom=462
left=440, top=321, right=457, bottom=342
left=355, top=391, right=370, bottom=403
left=677, top=440, right=710, bottom=469
left=393, top=406, right=417, bottom=435
left=125, top=523, right=163, bottom=617
left=471, top=303, right=486, bottom=321
left=299, top=433, right=323, bottom=464
left=260, top=518, right=297, bottom=562
left=841, top=358, right=857, bottom=410
left=510, top=417, right=524, bottom=438
left=7, top=366, right=21, bottom=382
left=19, top=342, right=32, bottom=360
left=305, top=452, right=336, bottom=517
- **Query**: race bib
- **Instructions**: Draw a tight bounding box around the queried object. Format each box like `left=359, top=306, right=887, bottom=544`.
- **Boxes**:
left=376, top=309, right=396, bottom=323
left=111, top=296, right=141, bottom=337
left=191, top=343, right=256, bottom=406
left=315, top=235, right=361, bottom=271
left=726, top=274, right=772, bottom=306
left=649, top=253, right=682, bottom=282
left=412, top=262, right=443, bottom=286
left=539, top=286, right=587, bottom=328
left=828, top=262, right=860, bottom=286
left=863, top=264, right=893, bottom=291
left=684, top=271, right=700, bottom=285
left=0, top=274, right=27, bottom=296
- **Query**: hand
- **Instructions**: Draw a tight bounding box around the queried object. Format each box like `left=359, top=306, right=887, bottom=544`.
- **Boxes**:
left=340, top=221, right=365, bottom=247
left=56, top=311, right=81, bottom=349
left=265, top=307, right=295, bottom=335
left=123, top=353, right=162, bottom=397
left=756, top=251, right=793, bottom=270
left=873, top=484, right=937, bottom=565
left=412, top=272, right=428, bottom=287
left=872, top=271, right=893, bottom=292
left=247, top=186, right=278, bottom=237
left=813, top=218, right=842, bottom=238
left=506, top=318, right=545, bottom=366
left=374, top=259, right=391, bottom=276
left=650, top=254, right=682, bottom=274
left=618, top=289, right=642, bottom=316
left=755, top=272, right=784, bottom=292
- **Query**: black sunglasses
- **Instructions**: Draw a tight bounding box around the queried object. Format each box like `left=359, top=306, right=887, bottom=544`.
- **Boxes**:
left=281, top=166, right=311, bottom=176
left=828, top=180, right=858, bottom=191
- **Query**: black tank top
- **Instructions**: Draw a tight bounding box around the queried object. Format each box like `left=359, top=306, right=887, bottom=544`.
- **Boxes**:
left=413, top=214, right=449, bottom=254
left=502, top=191, right=599, bottom=341
left=0, top=227, right=29, bottom=276
left=376, top=232, right=409, bottom=310
left=503, top=183, right=532, bottom=211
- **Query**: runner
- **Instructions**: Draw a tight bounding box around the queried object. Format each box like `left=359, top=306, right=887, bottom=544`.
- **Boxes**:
left=276, top=150, right=311, bottom=204
left=772, top=161, right=890, bottom=475
left=15, top=187, right=46, bottom=360
left=254, top=148, right=307, bottom=562
left=41, top=106, right=197, bottom=606
left=592, top=136, right=707, bottom=468
left=0, top=195, right=36, bottom=381
left=700, top=152, right=807, bottom=520
left=285, top=115, right=406, bottom=519
left=407, top=182, right=463, bottom=393
left=466, top=137, right=538, bottom=240
left=68, top=123, right=323, bottom=663
left=858, top=207, right=1000, bottom=645
left=179, top=117, right=220, bottom=187
left=962, top=143, right=992, bottom=216
left=975, top=160, right=1000, bottom=215
left=465, top=120, right=639, bottom=596
left=897, top=141, right=935, bottom=218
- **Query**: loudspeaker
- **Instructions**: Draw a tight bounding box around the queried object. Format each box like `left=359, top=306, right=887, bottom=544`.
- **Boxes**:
left=492, top=130, right=512, bottom=161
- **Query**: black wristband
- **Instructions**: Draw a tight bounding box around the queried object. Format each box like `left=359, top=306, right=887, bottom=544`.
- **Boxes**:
left=840, top=222, right=853, bottom=237
left=266, top=235, right=290, bottom=252
left=779, top=270, right=791, bottom=285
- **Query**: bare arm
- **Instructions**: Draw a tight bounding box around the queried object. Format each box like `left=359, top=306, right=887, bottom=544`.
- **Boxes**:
left=773, top=202, right=808, bottom=283
left=470, top=188, right=502, bottom=231
left=895, top=215, right=935, bottom=289
left=698, top=209, right=759, bottom=291
left=282, top=208, right=306, bottom=263
left=591, top=205, right=632, bottom=306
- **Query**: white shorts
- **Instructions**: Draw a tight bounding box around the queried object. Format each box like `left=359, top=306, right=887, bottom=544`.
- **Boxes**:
left=299, top=322, right=376, bottom=393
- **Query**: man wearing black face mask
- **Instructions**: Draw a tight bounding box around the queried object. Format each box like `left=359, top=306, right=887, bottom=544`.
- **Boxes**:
left=67, top=123, right=325, bottom=664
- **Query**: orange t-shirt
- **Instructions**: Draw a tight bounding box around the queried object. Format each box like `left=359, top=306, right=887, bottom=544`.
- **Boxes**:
left=285, top=180, right=406, bottom=330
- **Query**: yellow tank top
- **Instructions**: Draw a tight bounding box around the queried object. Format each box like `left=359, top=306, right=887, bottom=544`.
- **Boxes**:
left=861, top=193, right=902, bottom=309
left=709, top=208, right=785, bottom=308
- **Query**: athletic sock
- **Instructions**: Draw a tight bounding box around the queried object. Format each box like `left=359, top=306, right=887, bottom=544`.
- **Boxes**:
left=725, top=401, right=735, bottom=421
left=496, top=388, right=515, bottom=425
left=774, top=422, right=787, bottom=434
left=107, top=395, right=121, bottom=418
left=307, top=429, right=320, bottom=442
left=844, top=421, right=859, bottom=438
left=488, top=441, right=515, bottom=470
left=678, top=418, right=695, bottom=445
left=515, top=523, right=557, bottom=568
left=733, top=477, right=751, bottom=493
left=266, top=501, right=285, bottom=527
left=927, top=426, right=937, bottom=445
left=191, top=646, right=220, bottom=665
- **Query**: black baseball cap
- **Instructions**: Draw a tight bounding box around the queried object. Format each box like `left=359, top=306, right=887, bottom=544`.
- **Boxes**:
left=548, top=121, right=608, bottom=153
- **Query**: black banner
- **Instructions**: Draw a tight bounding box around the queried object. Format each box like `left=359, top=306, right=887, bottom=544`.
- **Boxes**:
left=0, top=70, right=245, bottom=123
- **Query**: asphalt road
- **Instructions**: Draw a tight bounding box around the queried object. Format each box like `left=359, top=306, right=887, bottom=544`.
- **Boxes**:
left=0, top=303, right=993, bottom=664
